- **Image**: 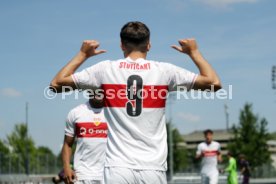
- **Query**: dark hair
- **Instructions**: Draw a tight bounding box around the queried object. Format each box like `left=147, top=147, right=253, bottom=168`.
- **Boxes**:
left=120, top=21, right=150, bottom=53
left=203, top=129, right=213, bottom=135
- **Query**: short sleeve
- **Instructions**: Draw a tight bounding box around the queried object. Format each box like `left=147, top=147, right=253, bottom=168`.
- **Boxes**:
left=163, top=63, right=198, bottom=91
left=65, top=111, right=75, bottom=137
left=72, top=61, right=109, bottom=90
left=196, top=144, right=202, bottom=156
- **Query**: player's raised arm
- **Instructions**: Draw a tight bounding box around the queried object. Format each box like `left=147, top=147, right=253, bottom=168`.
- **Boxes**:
left=50, top=40, right=106, bottom=93
left=171, top=38, right=222, bottom=91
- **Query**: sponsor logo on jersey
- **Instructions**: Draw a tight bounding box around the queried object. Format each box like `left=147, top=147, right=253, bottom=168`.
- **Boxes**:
left=75, top=122, right=108, bottom=138
left=203, top=150, right=218, bottom=157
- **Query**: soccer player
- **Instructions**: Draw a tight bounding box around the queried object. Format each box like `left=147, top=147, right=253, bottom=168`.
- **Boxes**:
left=196, top=129, right=222, bottom=184
left=62, top=94, right=107, bottom=184
left=238, top=154, right=250, bottom=184
left=50, top=21, right=222, bottom=184
left=224, top=152, right=238, bottom=184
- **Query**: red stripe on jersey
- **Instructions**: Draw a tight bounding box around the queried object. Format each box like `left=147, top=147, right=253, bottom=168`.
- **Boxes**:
left=203, top=150, right=218, bottom=157
left=102, top=84, right=168, bottom=108
left=75, top=122, right=108, bottom=138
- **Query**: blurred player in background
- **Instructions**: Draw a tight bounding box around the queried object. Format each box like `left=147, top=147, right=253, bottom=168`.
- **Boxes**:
left=239, top=154, right=251, bottom=184
left=61, top=93, right=107, bottom=184
left=224, top=152, right=238, bottom=184
left=196, top=129, right=222, bottom=184
left=50, top=21, right=222, bottom=184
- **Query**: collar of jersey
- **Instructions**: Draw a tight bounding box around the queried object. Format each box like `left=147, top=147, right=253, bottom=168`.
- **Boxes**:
left=205, top=141, right=214, bottom=145
left=126, top=57, right=145, bottom=63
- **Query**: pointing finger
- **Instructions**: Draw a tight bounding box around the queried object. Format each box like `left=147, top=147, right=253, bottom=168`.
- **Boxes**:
left=95, top=50, right=107, bottom=55
left=171, top=45, right=182, bottom=52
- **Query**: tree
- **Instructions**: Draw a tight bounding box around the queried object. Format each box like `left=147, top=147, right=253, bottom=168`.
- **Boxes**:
left=269, top=132, right=276, bottom=140
left=172, top=128, right=188, bottom=171
left=35, top=146, right=57, bottom=173
left=0, top=123, right=60, bottom=174
left=7, top=123, right=36, bottom=174
left=228, top=103, right=271, bottom=170
left=0, top=139, right=9, bottom=154
left=0, top=139, right=10, bottom=173
left=167, top=123, right=188, bottom=174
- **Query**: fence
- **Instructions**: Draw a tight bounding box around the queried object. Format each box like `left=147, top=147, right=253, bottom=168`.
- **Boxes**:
left=1, top=174, right=276, bottom=184
left=0, top=174, right=55, bottom=184
left=0, top=153, right=62, bottom=175
left=1, top=152, right=276, bottom=182
left=169, top=173, right=276, bottom=184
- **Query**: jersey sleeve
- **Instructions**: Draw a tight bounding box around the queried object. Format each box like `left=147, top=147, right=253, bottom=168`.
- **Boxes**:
left=65, top=110, right=75, bottom=137
left=196, top=144, right=202, bottom=156
left=71, top=61, right=108, bottom=90
left=163, top=63, right=198, bottom=91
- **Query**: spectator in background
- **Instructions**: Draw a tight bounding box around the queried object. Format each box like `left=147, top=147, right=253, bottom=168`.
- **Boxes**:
left=239, top=154, right=251, bottom=184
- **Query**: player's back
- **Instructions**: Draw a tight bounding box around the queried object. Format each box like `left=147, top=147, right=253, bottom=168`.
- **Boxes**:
left=100, top=57, right=196, bottom=170
left=103, top=57, right=168, bottom=170
left=72, top=56, right=196, bottom=171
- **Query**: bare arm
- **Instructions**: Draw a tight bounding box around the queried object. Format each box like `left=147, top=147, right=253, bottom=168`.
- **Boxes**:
left=195, top=153, right=202, bottom=160
left=172, top=39, right=222, bottom=91
left=217, top=152, right=222, bottom=163
left=50, top=40, right=106, bottom=93
left=62, top=135, right=75, bottom=184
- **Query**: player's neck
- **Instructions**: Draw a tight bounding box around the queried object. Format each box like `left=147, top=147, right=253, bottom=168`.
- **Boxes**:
left=125, top=51, right=147, bottom=61
left=88, top=100, right=103, bottom=109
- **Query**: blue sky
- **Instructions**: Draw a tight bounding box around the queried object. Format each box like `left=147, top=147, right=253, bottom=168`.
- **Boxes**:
left=0, top=0, right=275, bottom=154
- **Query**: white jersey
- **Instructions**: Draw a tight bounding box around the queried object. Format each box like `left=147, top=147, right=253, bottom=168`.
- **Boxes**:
left=72, top=57, right=197, bottom=171
left=196, top=141, right=221, bottom=175
left=65, top=102, right=108, bottom=181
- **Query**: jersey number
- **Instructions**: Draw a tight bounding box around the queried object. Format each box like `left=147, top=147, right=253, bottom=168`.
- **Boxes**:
left=126, top=75, right=143, bottom=116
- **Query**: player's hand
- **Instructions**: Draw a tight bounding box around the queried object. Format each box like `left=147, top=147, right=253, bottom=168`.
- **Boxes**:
left=171, top=38, right=198, bottom=55
left=64, top=167, right=76, bottom=184
left=218, top=156, right=223, bottom=163
left=80, top=40, right=106, bottom=58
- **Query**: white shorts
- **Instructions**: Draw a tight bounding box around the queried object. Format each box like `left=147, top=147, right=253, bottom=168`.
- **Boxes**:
left=75, top=180, right=103, bottom=184
left=201, top=172, right=219, bottom=184
left=104, top=167, right=167, bottom=184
